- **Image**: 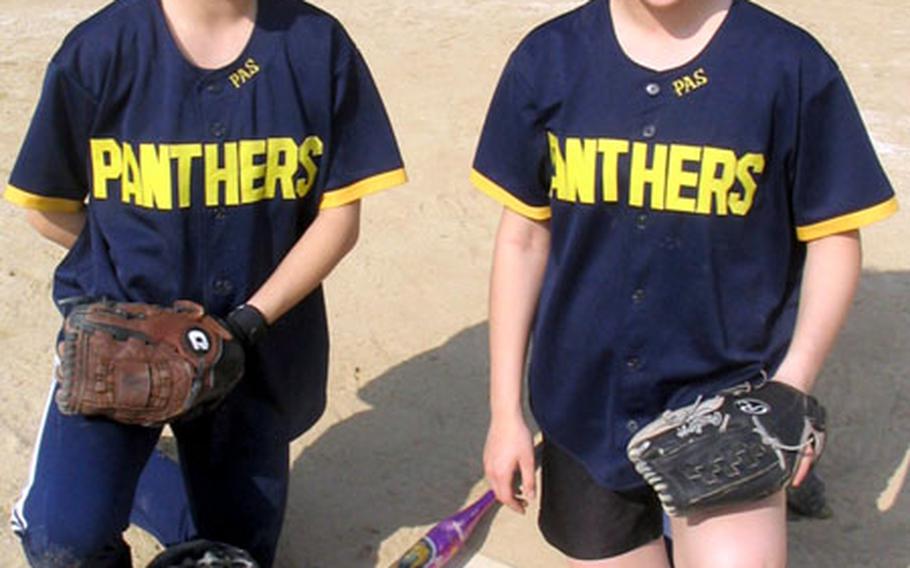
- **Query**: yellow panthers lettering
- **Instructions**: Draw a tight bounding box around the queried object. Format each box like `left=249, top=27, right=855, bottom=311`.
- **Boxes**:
left=730, top=153, right=765, bottom=215
left=205, top=143, right=240, bottom=207
left=665, top=144, right=701, bottom=213
left=597, top=138, right=629, bottom=202
left=548, top=134, right=765, bottom=218
left=90, top=139, right=121, bottom=200
left=170, top=144, right=203, bottom=209
left=139, top=144, right=172, bottom=210
left=696, top=147, right=737, bottom=215
left=265, top=138, right=299, bottom=199
left=239, top=140, right=267, bottom=204
left=548, top=132, right=567, bottom=200
left=564, top=138, right=598, bottom=204
left=297, top=136, right=324, bottom=198
left=90, top=137, right=324, bottom=210
left=120, top=143, right=142, bottom=206
left=629, top=142, right=668, bottom=210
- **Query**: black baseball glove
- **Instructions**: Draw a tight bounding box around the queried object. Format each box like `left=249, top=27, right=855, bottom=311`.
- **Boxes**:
left=626, top=379, right=826, bottom=516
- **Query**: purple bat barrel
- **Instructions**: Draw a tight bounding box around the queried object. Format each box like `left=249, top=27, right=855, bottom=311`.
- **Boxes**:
left=394, top=490, right=498, bottom=568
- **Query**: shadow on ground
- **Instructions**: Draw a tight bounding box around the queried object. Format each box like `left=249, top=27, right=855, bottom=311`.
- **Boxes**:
left=279, top=270, right=909, bottom=567
left=281, top=323, right=498, bottom=568
left=789, top=270, right=909, bottom=566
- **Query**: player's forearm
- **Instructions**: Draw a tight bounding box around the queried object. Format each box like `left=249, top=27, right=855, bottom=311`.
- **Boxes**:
left=25, top=209, right=86, bottom=249
left=246, top=201, right=360, bottom=324
left=774, top=230, right=862, bottom=393
left=489, top=209, right=550, bottom=421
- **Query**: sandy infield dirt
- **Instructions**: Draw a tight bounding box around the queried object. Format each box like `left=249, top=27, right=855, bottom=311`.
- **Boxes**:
left=0, top=1, right=907, bottom=566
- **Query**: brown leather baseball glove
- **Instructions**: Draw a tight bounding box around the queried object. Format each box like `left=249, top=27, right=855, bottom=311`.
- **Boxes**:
left=55, top=300, right=245, bottom=427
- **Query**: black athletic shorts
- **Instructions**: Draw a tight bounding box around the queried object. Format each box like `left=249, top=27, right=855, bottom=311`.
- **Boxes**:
left=538, top=440, right=665, bottom=560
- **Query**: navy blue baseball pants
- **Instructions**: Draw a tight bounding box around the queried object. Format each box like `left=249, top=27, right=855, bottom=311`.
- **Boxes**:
left=12, top=366, right=289, bottom=567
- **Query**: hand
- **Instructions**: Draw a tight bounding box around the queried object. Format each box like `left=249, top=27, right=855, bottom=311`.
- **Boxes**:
left=483, top=414, right=536, bottom=514
left=791, top=443, right=818, bottom=487
left=771, top=375, right=821, bottom=488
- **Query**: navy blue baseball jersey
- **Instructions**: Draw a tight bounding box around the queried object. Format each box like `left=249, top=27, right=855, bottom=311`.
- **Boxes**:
left=472, top=0, right=897, bottom=489
left=5, top=0, right=406, bottom=438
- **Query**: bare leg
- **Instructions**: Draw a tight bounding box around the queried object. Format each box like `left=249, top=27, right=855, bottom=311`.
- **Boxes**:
left=671, top=491, right=787, bottom=568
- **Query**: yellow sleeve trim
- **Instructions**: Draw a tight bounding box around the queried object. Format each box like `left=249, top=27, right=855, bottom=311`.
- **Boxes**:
left=4, top=185, right=85, bottom=213
left=470, top=169, right=552, bottom=221
left=319, top=168, right=408, bottom=209
left=796, top=196, right=899, bottom=241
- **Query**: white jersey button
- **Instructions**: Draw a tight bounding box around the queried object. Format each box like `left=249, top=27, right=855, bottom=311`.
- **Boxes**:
left=642, top=124, right=656, bottom=139
left=645, top=83, right=660, bottom=96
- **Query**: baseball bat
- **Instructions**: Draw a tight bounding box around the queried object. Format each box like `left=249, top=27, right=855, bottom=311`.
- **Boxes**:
left=390, top=442, right=543, bottom=568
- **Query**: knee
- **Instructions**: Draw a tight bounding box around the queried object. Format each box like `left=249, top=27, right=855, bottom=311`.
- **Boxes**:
left=15, top=523, right=131, bottom=568
left=676, top=541, right=785, bottom=568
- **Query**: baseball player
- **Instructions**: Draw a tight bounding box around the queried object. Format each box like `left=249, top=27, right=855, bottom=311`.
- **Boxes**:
left=474, top=0, right=897, bottom=566
left=4, top=0, right=405, bottom=565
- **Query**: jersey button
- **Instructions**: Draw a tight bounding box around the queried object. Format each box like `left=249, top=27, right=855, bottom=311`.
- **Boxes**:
left=206, top=81, right=224, bottom=94
left=632, top=289, right=646, bottom=304
left=213, top=279, right=234, bottom=296
left=626, top=356, right=642, bottom=371
left=211, top=122, right=226, bottom=139
left=645, top=83, right=661, bottom=96
left=642, top=124, right=657, bottom=139
left=214, top=207, right=228, bottom=220
left=635, top=213, right=648, bottom=230
left=627, top=420, right=640, bottom=433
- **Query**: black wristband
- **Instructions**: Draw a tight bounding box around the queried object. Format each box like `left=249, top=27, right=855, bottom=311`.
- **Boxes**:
left=225, top=304, right=268, bottom=347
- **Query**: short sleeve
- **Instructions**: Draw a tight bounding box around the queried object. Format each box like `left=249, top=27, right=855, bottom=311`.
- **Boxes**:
left=791, top=59, right=897, bottom=241
left=318, top=40, right=407, bottom=209
left=4, top=61, right=96, bottom=212
left=471, top=53, right=551, bottom=220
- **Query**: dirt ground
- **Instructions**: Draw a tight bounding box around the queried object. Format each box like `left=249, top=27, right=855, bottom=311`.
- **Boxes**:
left=0, top=1, right=906, bottom=566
